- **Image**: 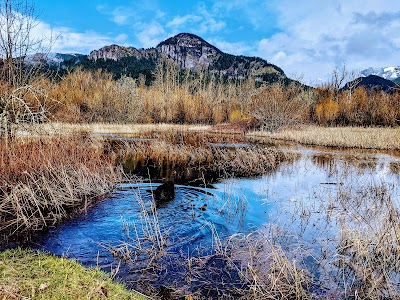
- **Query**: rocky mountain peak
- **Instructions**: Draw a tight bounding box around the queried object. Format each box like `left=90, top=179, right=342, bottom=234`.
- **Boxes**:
left=157, top=33, right=220, bottom=52
left=156, top=33, right=221, bottom=69
left=89, top=44, right=143, bottom=61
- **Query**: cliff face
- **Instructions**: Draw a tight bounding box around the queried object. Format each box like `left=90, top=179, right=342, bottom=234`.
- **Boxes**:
left=156, top=33, right=221, bottom=69
left=89, top=45, right=141, bottom=61
left=89, top=45, right=157, bottom=61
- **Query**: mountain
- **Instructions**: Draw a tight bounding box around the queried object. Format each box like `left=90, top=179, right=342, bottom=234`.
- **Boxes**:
left=157, top=33, right=221, bottom=69
left=89, top=45, right=157, bottom=61
left=25, top=53, right=86, bottom=69
left=361, top=66, right=400, bottom=84
left=56, top=33, right=287, bottom=84
left=342, top=75, right=397, bottom=92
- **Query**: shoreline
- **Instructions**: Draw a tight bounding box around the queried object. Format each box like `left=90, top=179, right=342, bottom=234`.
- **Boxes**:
left=19, top=122, right=400, bottom=151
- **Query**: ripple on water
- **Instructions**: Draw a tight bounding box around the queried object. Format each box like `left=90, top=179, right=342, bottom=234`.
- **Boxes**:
left=38, top=183, right=246, bottom=268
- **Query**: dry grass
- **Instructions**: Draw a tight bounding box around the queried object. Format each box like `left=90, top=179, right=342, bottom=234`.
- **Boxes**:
left=119, top=137, right=297, bottom=179
left=251, top=125, right=400, bottom=150
left=24, top=122, right=212, bottom=136
left=224, top=232, right=315, bottom=300
left=0, top=136, right=123, bottom=245
left=324, top=180, right=400, bottom=299
left=24, top=122, right=400, bottom=152
left=102, top=188, right=315, bottom=299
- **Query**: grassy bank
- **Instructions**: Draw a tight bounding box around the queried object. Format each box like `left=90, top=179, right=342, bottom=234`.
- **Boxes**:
left=23, top=122, right=400, bottom=151
left=25, top=122, right=212, bottom=136
left=251, top=125, right=400, bottom=150
left=0, top=249, right=147, bottom=300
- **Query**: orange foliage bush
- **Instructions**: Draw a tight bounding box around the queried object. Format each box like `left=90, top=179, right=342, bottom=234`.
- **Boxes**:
left=315, top=97, right=339, bottom=125
left=44, top=64, right=399, bottom=128
left=312, top=86, right=400, bottom=127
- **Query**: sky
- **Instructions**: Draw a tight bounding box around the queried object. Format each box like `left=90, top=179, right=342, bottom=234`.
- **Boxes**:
left=31, top=0, right=400, bottom=85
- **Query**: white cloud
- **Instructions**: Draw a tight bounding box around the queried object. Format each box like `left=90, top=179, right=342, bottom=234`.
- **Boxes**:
left=32, top=21, right=119, bottom=54
left=135, top=22, right=167, bottom=48
left=248, top=0, right=400, bottom=84
left=210, top=39, right=252, bottom=55
left=167, top=15, right=201, bottom=28
left=115, top=33, right=128, bottom=43
left=165, top=5, right=225, bottom=35
left=96, top=4, right=136, bottom=25
left=212, top=0, right=274, bottom=29
left=196, top=5, right=226, bottom=34
left=97, top=2, right=165, bottom=26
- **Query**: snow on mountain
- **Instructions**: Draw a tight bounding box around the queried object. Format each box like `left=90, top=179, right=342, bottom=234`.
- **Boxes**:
left=361, top=66, right=400, bottom=81
left=24, top=52, right=86, bottom=69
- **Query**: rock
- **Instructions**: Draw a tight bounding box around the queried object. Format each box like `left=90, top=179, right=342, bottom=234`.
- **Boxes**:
left=154, top=181, right=175, bottom=203
left=157, top=33, right=220, bottom=70
left=199, top=204, right=207, bottom=211
left=89, top=44, right=157, bottom=61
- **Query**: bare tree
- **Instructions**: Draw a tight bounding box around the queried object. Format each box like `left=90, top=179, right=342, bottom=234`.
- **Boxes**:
left=331, top=64, right=362, bottom=100
left=0, top=0, right=51, bottom=144
left=249, top=82, right=312, bottom=132
left=331, top=65, right=347, bottom=101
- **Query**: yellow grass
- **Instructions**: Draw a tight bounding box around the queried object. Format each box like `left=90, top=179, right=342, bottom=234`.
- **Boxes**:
left=23, top=123, right=212, bottom=136
left=251, top=125, right=400, bottom=150
left=19, top=122, right=400, bottom=151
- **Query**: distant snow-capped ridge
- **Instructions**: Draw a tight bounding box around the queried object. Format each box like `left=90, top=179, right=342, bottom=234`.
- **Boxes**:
left=361, top=66, right=400, bottom=81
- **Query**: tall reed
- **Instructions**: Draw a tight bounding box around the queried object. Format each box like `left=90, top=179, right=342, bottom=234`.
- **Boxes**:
left=118, top=135, right=297, bottom=179
left=0, top=136, right=123, bottom=245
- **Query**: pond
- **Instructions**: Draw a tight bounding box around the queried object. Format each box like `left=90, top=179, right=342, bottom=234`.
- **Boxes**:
left=36, top=144, right=400, bottom=298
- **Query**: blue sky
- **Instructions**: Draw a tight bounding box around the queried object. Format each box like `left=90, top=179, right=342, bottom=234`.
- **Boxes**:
left=33, top=0, right=400, bottom=84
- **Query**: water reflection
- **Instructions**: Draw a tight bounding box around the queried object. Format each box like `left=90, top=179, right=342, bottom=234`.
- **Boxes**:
left=38, top=146, right=400, bottom=298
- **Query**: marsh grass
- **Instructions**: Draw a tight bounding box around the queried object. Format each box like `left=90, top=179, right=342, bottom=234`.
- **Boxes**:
left=0, top=136, right=123, bottom=245
left=251, top=125, right=400, bottom=150
left=24, top=122, right=400, bottom=154
left=104, top=193, right=315, bottom=299
left=224, top=232, right=315, bottom=300
left=327, top=180, right=400, bottom=298
left=390, top=161, right=400, bottom=175
left=117, top=132, right=297, bottom=180
left=27, top=122, right=212, bottom=137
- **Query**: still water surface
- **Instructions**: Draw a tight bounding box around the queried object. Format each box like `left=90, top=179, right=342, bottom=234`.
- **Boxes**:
left=38, top=145, right=400, bottom=295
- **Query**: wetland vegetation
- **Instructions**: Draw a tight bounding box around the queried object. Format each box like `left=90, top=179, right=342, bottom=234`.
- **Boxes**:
left=2, top=125, right=399, bottom=299
left=0, top=2, right=399, bottom=297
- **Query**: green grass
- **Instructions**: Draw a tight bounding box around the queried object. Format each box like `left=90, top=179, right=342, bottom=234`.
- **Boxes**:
left=0, top=249, right=148, bottom=300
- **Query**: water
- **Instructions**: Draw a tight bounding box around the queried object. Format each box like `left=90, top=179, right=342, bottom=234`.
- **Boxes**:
left=37, top=146, right=400, bottom=297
